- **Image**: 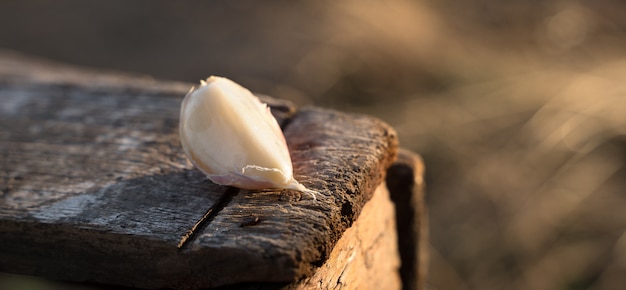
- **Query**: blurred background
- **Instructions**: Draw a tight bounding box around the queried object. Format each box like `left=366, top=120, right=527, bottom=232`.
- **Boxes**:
left=1, top=1, right=626, bottom=289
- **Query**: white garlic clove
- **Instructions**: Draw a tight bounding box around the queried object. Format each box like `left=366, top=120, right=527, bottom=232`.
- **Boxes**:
left=179, top=76, right=317, bottom=200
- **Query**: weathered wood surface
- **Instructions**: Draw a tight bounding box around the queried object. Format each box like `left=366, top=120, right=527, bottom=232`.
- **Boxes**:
left=387, top=149, right=428, bottom=290
left=293, top=183, right=401, bottom=290
left=0, top=50, right=399, bottom=289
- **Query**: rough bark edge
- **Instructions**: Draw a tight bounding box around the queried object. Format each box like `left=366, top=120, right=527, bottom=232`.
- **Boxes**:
left=283, top=107, right=399, bottom=279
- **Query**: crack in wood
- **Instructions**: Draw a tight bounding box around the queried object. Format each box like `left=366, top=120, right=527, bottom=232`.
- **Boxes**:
left=175, top=100, right=295, bottom=251
left=177, top=186, right=240, bottom=250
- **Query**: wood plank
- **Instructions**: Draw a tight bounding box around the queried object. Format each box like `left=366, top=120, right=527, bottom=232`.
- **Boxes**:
left=0, top=51, right=399, bottom=289
left=387, top=149, right=428, bottom=290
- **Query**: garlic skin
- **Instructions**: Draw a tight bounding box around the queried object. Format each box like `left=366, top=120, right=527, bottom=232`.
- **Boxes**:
left=179, top=76, right=316, bottom=199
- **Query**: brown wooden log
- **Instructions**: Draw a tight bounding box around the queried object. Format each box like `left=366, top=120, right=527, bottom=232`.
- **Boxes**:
left=0, top=50, right=406, bottom=289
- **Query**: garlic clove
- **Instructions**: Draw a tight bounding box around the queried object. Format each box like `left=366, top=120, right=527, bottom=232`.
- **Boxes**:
left=179, top=76, right=317, bottom=200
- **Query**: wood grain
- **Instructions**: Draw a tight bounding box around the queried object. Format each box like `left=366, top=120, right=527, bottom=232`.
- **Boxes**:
left=0, top=50, right=398, bottom=289
left=292, top=183, right=401, bottom=290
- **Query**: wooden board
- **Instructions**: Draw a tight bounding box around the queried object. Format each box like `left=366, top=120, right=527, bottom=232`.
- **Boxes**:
left=0, top=50, right=399, bottom=289
left=387, top=149, right=428, bottom=290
